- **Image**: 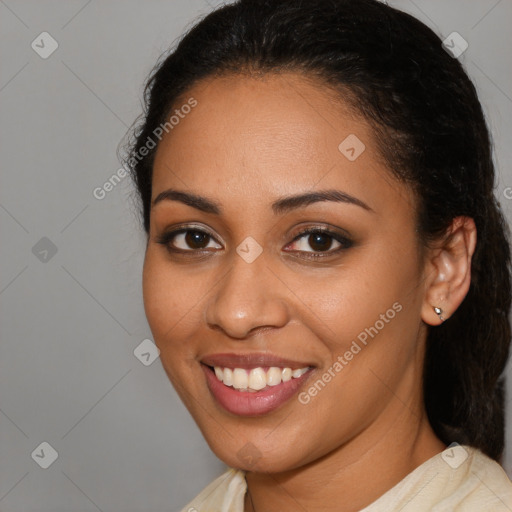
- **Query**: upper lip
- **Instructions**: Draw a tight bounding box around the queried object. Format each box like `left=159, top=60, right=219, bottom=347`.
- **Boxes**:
left=201, top=352, right=315, bottom=370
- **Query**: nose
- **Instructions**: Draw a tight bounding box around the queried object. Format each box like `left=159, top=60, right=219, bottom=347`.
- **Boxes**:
left=204, top=251, right=290, bottom=339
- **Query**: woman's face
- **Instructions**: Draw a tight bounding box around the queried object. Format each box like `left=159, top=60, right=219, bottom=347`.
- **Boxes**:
left=143, top=72, right=431, bottom=472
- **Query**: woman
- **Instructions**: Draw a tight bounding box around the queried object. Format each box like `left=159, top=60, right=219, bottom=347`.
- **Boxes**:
left=122, top=0, right=512, bottom=510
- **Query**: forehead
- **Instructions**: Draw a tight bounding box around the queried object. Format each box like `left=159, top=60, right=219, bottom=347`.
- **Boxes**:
left=151, top=72, right=415, bottom=217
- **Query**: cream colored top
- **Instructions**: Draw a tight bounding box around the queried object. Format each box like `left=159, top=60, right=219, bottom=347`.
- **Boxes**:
left=179, top=445, right=512, bottom=511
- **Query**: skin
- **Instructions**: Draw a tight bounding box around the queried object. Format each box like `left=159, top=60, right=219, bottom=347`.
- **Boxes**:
left=142, top=72, right=477, bottom=511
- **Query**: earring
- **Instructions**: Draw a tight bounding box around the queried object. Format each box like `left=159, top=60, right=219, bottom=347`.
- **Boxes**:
left=433, top=306, right=445, bottom=322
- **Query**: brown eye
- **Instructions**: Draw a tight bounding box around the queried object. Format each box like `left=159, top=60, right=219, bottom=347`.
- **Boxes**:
left=288, top=230, right=341, bottom=253
left=307, top=232, right=334, bottom=252
left=285, top=227, right=353, bottom=259
left=156, top=228, right=222, bottom=252
left=184, top=230, right=210, bottom=249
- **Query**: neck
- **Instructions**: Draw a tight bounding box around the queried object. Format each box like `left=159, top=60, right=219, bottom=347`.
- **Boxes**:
left=244, top=402, right=446, bottom=512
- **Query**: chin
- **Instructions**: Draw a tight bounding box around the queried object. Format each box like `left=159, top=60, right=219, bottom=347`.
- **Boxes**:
left=201, top=430, right=312, bottom=474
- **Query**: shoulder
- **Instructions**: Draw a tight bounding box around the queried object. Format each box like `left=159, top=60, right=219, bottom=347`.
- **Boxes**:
left=178, top=467, right=247, bottom=512
left=363, top=444, right=512, bottom=512
left=453, top=446, right=512, bottom=511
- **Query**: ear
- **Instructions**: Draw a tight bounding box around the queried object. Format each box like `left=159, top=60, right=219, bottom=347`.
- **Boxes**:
left=421, top=216, right=477, bottom=326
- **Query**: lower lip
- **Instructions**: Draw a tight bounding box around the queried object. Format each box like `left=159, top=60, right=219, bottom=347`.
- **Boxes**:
left=202, top=364, right=313, bottom=416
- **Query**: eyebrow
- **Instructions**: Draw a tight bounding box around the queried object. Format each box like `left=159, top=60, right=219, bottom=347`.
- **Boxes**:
left=151, top=188, right=374, bottom=215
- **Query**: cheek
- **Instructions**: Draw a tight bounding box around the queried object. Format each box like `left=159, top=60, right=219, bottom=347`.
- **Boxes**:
left=142, top=250, right=199, bottom=348
left=142, top=253, right=206, bottom=395
left=142, top=257, right=170, bottom=337
left=293, top=241, right=423, bottom=378
left=326, top=263, right=421, bottom=389
left=292, top=256, right=412, bottom=336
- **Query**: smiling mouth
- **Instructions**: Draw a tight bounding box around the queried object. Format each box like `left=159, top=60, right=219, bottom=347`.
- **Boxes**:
left=205, top=364, right=311, bottom=392
left=201, top=361, right=315, bottom=416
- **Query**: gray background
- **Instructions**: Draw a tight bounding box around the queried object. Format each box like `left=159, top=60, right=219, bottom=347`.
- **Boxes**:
left=0, top=1, right=511, bottom=511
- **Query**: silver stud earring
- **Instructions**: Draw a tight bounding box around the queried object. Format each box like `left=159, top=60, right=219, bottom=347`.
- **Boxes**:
left=433, top=306, right=445, bottom=322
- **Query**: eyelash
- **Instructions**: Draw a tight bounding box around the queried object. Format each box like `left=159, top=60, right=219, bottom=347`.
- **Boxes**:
left=155, top=225, right=353, bottom=260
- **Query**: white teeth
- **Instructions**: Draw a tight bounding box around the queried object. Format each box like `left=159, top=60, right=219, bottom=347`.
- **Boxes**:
left=266, top=367, right=282, bottom=386
left=212, top=365, right=310, bottom=391
left=214, top=367, right=224, bottom=381
left=292, top=367, right=308, bottom=378
left=223, top=368, right=233, bottom=386
left=248, top=368, right=267, bottom=391
left=233, top=368, right=248, bottom=389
